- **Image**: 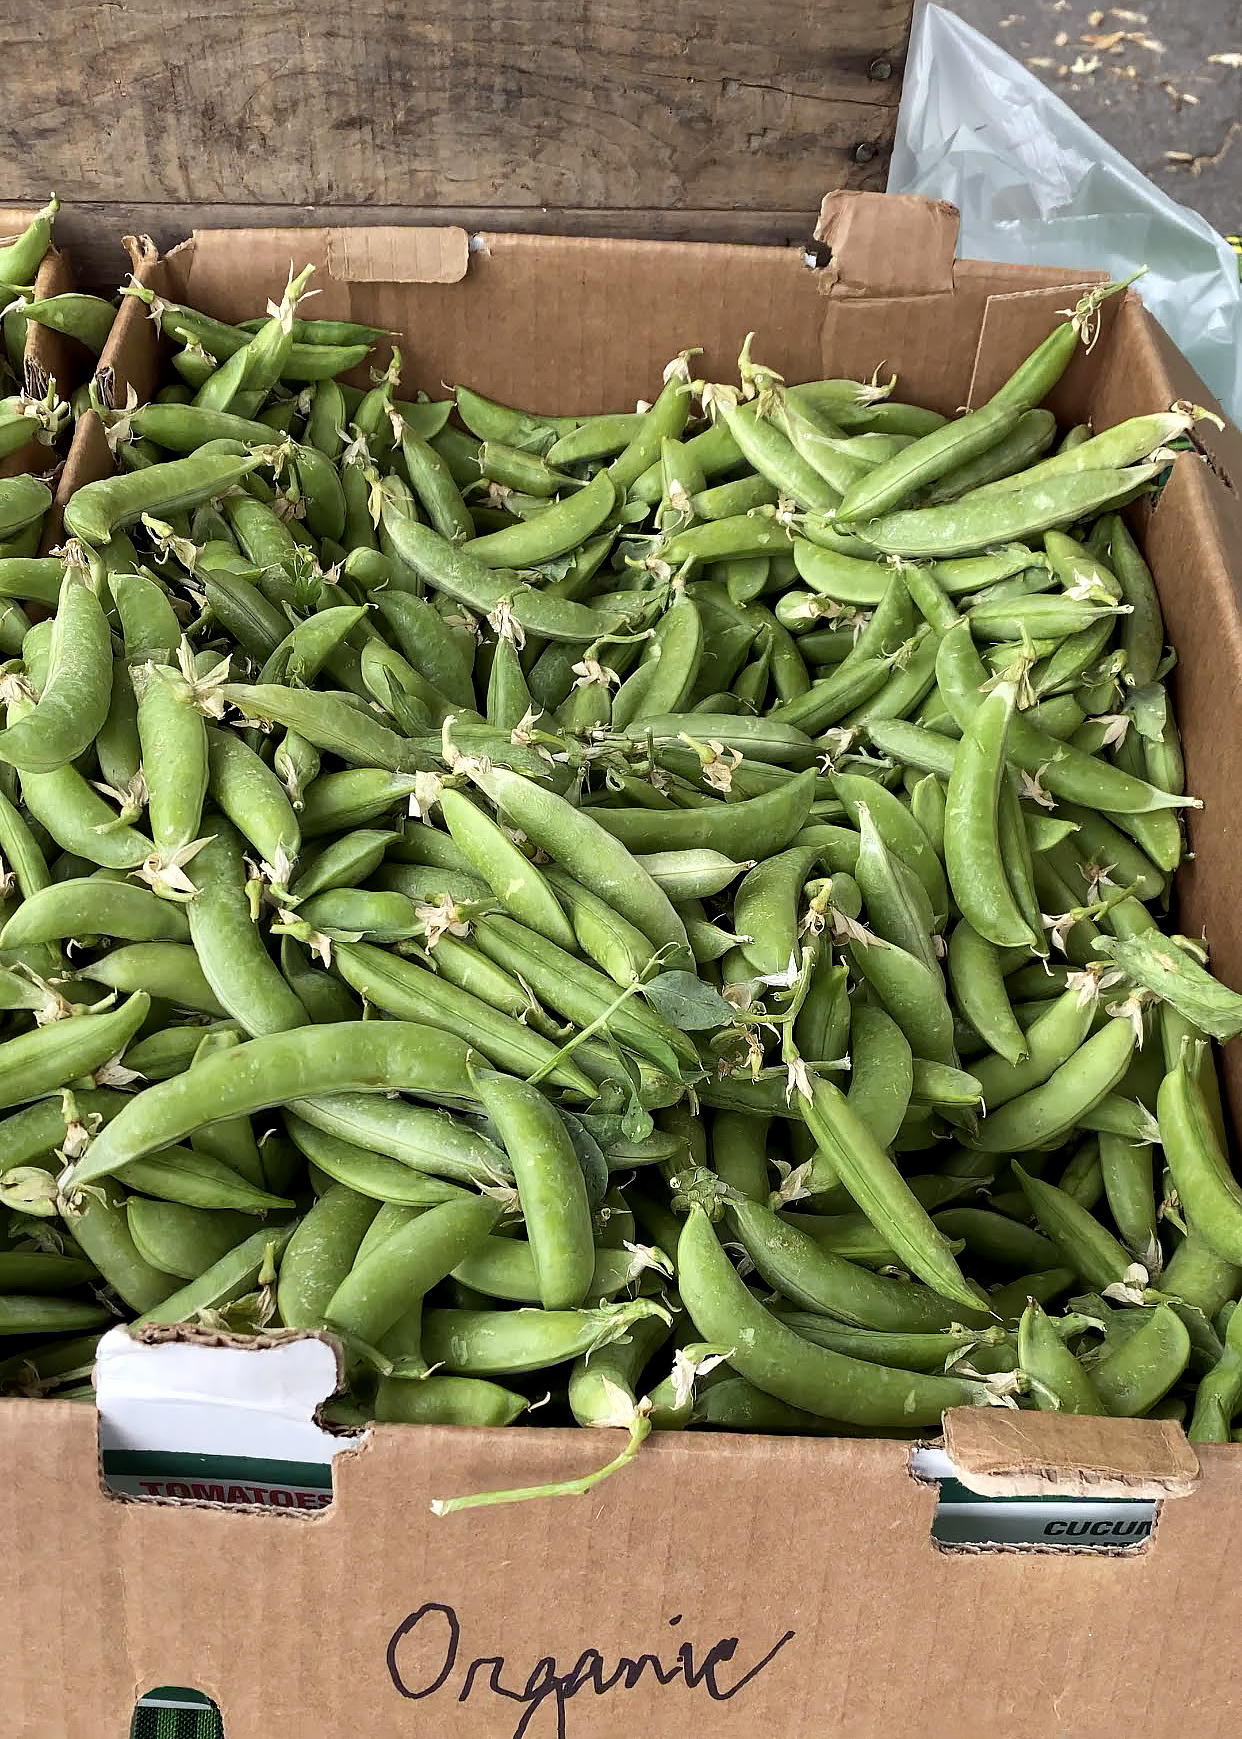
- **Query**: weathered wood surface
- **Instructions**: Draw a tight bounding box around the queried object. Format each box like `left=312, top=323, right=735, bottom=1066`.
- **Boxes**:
left=2, top=0, right=913, bottom=285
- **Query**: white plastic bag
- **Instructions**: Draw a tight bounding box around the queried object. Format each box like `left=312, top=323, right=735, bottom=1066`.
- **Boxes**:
left=889, top=4, right=1242, bottom=423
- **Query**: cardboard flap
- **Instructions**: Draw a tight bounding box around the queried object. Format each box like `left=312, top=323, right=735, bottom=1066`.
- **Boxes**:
left=814, top=190, right=958, bottom=298
left=325, top=225, right=469, bottom=286
left=942, top=1409, right=1200, bottom=1500
left=180, top=225, right=469, bottom=323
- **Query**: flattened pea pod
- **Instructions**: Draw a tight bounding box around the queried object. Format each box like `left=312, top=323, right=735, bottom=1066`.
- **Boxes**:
left=283, top=1113, right=474, bottom=1206
left=588, top=767, right=817, bottom=861
left=678, top=1205, right=986, bottom=1424
left=1090, top=1304, right=1191, bottom=1418
left=134, top=1224, right=296, bottom=1328
left=127, top=1200, right=259, bottom=1280
left=0, top=877, right=189, bottom=947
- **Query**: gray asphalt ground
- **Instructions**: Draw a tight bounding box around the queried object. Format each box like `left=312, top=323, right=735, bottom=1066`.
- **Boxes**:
left=945, top=0, right=1241, bottom=234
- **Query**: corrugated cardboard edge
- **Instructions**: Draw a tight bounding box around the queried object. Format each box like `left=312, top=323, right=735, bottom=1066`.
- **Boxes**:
left=942, top=1409, right=1200, bottom=1500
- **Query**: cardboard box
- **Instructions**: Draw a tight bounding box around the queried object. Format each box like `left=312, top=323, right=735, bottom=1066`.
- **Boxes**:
left=9, top=191, right=1242, bottom=1739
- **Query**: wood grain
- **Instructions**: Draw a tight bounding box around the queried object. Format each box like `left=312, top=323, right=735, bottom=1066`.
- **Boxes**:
left=1, top=0, right=913, bottom=286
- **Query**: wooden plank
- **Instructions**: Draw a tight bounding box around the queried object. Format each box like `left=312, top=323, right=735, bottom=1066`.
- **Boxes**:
left=50, top=202, right=855, bottom=291
left=2, top=0, right=911, bottom=265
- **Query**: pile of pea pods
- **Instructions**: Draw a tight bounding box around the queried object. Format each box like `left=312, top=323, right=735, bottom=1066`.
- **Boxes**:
left=2, top=200, right=1242, bottom=1501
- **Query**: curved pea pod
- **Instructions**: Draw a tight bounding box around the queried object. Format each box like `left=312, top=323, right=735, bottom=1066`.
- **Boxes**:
left=846, top=1001, right=914, bottom=1151
left=64, top=451, right=258, bottom=547
left=465, top=761, right=693, bottom=972
left=612, top=591, right=704, bottom=730
left=973, top=1016, right=1137, bottom=1155
left=331, top=938, right=595, bottom=1098
left=0, top=877, right=189, bottom=948
left=0, top=574, right=110, bottom=774
left=59, top=1180, right=180, bottom=1314
left=1018, top=1299, right=1104, bottom=1414
left=299, top=770, right=424, bottom=838
left=947, top=920, right=1028, bottom=1069
left=1088, top=1303, right=1191, bottom=1418
left=222, top=683, right=420, bottom=773
left=276, top=1183, right=380, bottom=1330
left=678, top=1205, right=986, bottom=1424
left=0, top=992, right=149, bottom=1111
left=794, top=1072, right=986, bottom=1314
left=864, top=464, right=1164, bottom=559
left=732, top=844, right=819, bottom=978
left=288, top=829, right=396, bottom=903
left=588, top=767, right=817, bottom=863
left=1187, top=1302, right=1242, bottom=1442
left=437, top=784, right=575, bottom=950
left=67, top=1020, right=480, bottom=1187
left=465, top=468, right=615, bottom=568
left=421, top=1297, right=669, bottom=1378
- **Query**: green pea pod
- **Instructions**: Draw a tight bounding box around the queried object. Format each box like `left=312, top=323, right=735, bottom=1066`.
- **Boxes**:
left=0, top=992, right=149, bottom=1111
left=67, top=1020, right=480, bottom=1187
left=283, top=1113, right=473, bottom=1206
left=465, top=761, right=693, bottom=972
left=865, top=464, right=1164, bottom=559
left=325, top=1194, right=501, bottom=1351
left=846, top=1001, right=913, bottom=1151
left=733, top=845, right=820, bottom=979
left=59, top=1180, right=180, bottom=1314
left=134, top=1223, right=295, bottom=1328
left=0, top=877, right=188, bottom=948
left=64, top=452, right=258, bottom=547
left=678, top=1205, right=986, bottom=1423
left=331, top=938, right=595, bottom=1098
left=22, top=294, right=115, bottom=355
left=421, top=1297, right=668, bottom=1376
left=944, top=680, right=1039, bottom=948
left=836, top=402, right=1022, bottom=523
left=375, top=1373, right=529, bottom=1426
left=1018, top=1298, right=1104, bottom=1414
left=187, top=822, right=309, bottom=1036
left=1014, top=1163, right=1134, bottom=1291
left=0, top=195, right=59, bottom=285
left=206, top=727, right=301, bottom=875
left=1090, top=1304, right=1191, bottom=1418
left=0, top=573, right=110, bottom=774
left=946, top=920, right=1028, bottom=1069
left=380, top=507, right=625, bottom=645
left=797, top=1071, right=986, bottom=1313
left=849, top=933, right=958, bottom=1069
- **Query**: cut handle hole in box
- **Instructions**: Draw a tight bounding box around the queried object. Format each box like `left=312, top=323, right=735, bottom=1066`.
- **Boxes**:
left=131, top=1687, right=224, bottom=1739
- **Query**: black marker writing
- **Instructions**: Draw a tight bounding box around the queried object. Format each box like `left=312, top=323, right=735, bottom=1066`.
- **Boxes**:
left=387, top=1601, right=796, bottom=1739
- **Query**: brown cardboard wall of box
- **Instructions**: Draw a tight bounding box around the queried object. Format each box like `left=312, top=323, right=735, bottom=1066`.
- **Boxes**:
left=10, top=191, right=1242, bottom=1738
